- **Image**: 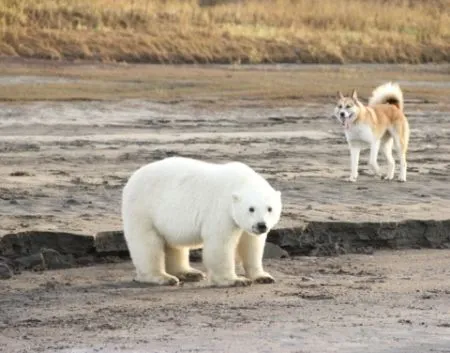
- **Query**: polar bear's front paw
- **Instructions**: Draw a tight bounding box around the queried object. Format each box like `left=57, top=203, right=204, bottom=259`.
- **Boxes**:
left=134, top=273, right=180, bottom=286
left=175, top=270, right=206, bottom=282
left=210, top=276, right=252, bottom=287
left=381, top=174, right=394, bottom=181
left=162, top=276, right=180, bottom=286
left=232, top=276, right=253, bottom=287
left=253, top=274, right=275, bottom=284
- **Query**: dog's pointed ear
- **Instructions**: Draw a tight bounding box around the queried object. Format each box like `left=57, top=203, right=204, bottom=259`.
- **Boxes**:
left=337, top=91, right=344, bottom=100
left=351, top=89, right=358, bottom=101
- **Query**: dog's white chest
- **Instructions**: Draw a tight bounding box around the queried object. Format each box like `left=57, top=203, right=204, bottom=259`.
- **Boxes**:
left=345, top=124, right=375, bottom=145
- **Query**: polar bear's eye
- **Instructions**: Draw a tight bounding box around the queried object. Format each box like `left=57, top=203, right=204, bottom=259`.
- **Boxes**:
left=346, top=104, right=351, bottom=109
left=249, top=207, right=255, bottom=213
left=268, top=207, right=272, bottom=213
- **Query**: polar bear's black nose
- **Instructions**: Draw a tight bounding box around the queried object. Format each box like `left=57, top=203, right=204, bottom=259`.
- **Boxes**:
left=340, top=111, right=345, bottom=118
left=256, top=222, right=267, bottom=233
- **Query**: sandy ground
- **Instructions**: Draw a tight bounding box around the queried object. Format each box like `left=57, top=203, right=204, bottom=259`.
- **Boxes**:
left=0, top=65, right=449, bottom=234
left=2, top=250, right=450, bottom=353
left=0, top=62, right=449, bottom=352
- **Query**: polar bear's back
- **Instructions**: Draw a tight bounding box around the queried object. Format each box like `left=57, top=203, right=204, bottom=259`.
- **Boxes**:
left=124, top=157, right=267, bottom=197
left=122, top=157, right=270, bottom=243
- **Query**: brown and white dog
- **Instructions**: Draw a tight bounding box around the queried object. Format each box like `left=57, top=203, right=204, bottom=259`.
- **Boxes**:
left=333, top=82, right=410, bottom=182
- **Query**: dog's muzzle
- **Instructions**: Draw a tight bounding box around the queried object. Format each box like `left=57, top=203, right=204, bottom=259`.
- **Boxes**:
left=335, top=111, right=354, bottom=129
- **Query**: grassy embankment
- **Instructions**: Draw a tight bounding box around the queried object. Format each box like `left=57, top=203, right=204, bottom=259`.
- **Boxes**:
left=0, top=0, right=449, bottom=64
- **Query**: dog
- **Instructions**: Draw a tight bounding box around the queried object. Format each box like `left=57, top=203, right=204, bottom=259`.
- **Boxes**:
left=333, top=82, right=410, bottom=182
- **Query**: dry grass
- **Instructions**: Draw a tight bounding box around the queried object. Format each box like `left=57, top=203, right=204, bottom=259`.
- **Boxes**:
left=0, top=0, right=449, bottom=64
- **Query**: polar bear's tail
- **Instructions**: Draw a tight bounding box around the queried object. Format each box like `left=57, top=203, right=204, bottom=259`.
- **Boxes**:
left=368, top=82, right=404, bottom=111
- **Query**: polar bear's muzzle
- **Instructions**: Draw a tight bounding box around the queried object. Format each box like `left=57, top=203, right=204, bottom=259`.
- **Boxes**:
left=252, top=222, right=268, bottom=235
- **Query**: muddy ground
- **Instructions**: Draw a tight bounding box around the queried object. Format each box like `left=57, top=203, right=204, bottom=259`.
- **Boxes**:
left=0, top=61, right=449, bottom=352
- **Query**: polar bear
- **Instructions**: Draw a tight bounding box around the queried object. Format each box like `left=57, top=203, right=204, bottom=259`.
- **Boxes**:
left=121, top=156, right=282, bottom=287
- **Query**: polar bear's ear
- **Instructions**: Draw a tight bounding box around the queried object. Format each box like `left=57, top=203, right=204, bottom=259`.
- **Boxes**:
left=232, top=192, right=241, bottom=203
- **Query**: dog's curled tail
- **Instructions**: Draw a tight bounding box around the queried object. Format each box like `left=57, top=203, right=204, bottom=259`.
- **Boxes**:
left=368, top=82, right=404, bottom=111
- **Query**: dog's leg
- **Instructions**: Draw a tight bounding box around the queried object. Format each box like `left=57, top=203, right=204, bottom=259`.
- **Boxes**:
left=393, top=134, right=407, bottom=182
left=348, top=146, right=360, bottom=182
left=369, top=140, right=381, bottom=177
left=400, top=123, right=409, bottom=182
left=397, top=151, right=407, bottom=182
left=382, top=137, right=395, bottom=180
left=397, top=145, right=407, bottom=182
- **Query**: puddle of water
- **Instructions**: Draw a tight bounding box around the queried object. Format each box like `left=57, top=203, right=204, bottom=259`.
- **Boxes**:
left=0, top=99, right=330, bottom=127
left=209, top=63, right=450, bottom=74
left=397, top=80, right=450, bottom=89
left=0, top=75, right=82, bottom=85
left=0, top=130, right=335, bottom=143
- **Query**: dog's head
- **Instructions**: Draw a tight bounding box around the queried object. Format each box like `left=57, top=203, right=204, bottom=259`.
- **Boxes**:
left=333, top=90, right=361, bottom=129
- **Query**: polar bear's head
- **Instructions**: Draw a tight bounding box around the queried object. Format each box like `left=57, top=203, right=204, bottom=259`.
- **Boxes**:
left=231, top=187, right=282, bottom=236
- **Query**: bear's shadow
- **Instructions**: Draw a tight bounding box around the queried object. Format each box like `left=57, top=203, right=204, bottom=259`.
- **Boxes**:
left=71, top=280, right=246, bottom=293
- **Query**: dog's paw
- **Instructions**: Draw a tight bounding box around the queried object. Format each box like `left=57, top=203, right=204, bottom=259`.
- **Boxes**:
left=347, top=177, right=357, bottom=182
left=381, top=175, right=394, bottom=181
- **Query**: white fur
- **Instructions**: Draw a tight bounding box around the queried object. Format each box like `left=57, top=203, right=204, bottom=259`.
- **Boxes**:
left=344, top=116, right=382, bottom=181
left=368, top=82, right=404, bottom=111
left=121, top=156, right=282, bottom=287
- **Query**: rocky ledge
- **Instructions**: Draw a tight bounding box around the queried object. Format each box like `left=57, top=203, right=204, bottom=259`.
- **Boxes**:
left=1, top=219, right=449, bottom=279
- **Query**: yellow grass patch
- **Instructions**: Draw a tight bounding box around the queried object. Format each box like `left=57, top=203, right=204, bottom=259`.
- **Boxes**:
left=0, top=0, right=448, bottom=63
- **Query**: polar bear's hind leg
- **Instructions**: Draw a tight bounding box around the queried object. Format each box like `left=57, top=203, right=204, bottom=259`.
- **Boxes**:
left=125, top=222, right=179, bottom=286
left=165, top=246, right=206, bottom=282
